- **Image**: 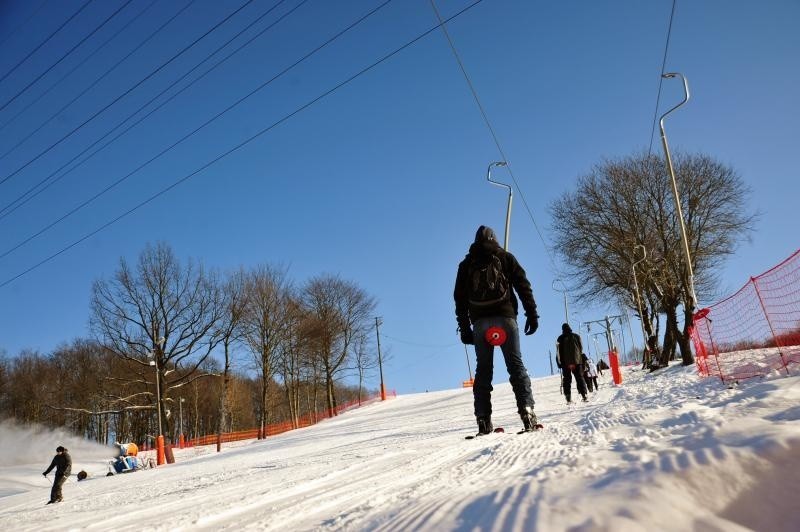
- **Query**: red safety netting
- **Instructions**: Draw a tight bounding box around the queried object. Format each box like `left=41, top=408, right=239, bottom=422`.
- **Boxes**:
left=691, top=249, right=800, bottom=383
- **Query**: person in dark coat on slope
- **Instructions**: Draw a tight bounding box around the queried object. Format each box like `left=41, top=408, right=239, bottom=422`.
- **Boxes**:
left=454, top=225, right=541, bottom=434
left=556, top=323, right=588, bottom=404
left=43, top=446, right=72, bottom=504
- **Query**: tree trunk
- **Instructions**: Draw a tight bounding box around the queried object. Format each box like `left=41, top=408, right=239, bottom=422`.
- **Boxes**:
left=662, top=305, right=680, bottom=366
left=679, top=305, right=695, bottom=365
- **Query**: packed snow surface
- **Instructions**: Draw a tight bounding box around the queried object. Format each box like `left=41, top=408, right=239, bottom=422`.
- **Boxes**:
left=1, top=364, right=798, bottom=531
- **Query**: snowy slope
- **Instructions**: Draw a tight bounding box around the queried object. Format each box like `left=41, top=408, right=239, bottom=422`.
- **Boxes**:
left=1, top=364, right=798, bottom=531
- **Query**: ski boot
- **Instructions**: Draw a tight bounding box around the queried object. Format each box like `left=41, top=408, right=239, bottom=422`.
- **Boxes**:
left=476, top=417, right=493, bottom=435
left=519, top=407, right=543, bottom=433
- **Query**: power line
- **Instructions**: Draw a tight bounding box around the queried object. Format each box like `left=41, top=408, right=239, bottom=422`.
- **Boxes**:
left=0, top=0, right=258, bottom=188
left=0, top=0, right=486, bottom=289
left=0, top=0, right=51, bottom=51
left=0, top=0, right=136, bottom=114
left=0, top=0, right=322, bottom=257
left=428, top=0, right=559, bottom=274
left=647, top=0, right=677, bottom=156
left=0, top=0, right=93, bottom=86
left=0, top=0, right=161, bottom=142
left=0, top=0, right=301, bottom=223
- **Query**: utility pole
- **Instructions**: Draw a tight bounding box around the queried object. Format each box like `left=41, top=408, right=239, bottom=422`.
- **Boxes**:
left=375, top=317, right=386, bottom=401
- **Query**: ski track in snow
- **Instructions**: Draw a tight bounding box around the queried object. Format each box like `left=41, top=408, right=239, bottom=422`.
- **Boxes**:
left=1, top=363, right=799, bottom=531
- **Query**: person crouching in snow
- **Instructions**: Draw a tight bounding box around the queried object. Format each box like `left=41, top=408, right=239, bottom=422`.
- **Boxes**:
left=43, top=446, right=71, bottom=504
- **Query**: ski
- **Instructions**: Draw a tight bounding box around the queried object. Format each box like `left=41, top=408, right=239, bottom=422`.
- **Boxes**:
left=465, top=427, right=505, bottom=439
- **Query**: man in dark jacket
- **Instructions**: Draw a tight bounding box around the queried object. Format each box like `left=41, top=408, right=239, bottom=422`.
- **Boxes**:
left=454, top=225, right=540, bottom=434
left=43, top=446, right=71, bottom=504
left=556, top=323, right=588, bottom=403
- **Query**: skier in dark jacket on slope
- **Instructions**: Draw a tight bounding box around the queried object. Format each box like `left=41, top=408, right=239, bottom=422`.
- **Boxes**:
left=454, top=225, right=541, bottom=434
left=556, top=323, right=588, bottom=404
left=43, top=446, right=72, bottom=504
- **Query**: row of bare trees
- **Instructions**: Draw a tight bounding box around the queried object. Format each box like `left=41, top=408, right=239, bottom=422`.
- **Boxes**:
left=0, top=243, right=379, bottom=446
left=549, top=151, right=756, bottom=366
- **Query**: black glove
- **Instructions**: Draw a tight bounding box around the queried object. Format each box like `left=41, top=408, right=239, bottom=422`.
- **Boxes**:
left=524, top=314, right=539, bottom=335
left=460, top=327, right=474, bottom=345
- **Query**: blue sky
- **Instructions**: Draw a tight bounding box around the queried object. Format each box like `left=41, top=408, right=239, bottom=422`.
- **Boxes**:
left=0, top=0, right=797, bottom=394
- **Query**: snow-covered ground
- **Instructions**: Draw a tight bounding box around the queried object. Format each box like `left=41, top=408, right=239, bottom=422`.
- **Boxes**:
left=1, top=363, right=798, bottom=531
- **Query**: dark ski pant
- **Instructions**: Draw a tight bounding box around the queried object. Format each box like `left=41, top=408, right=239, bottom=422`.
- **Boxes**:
left=50, top=473, right=66, bottom=502
left=562, top=364, right=588, bottom=401
left=472, top=316, right=534, bottom=419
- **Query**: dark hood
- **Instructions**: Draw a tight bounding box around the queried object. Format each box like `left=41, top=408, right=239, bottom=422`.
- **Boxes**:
left=468, top=225, right=501, bottom=258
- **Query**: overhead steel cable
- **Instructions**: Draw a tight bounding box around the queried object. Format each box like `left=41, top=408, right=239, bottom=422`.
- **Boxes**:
left=0, top=0, right=51, bottom=51
left=428, top=0, right=559, bottom=274
left=0, top=0, right=486, bottom=288
left=0, top=0, right=299, bottom=221
left=647, top=0, right=677, bottom=156
left=0, top=0, right=93, bottom=86
left=0, top=0, right=321, bottom=256
left=0, top=0, right=257, bottom=188
left=0, top=0, right=136, bottom=114
left=0, top=0, right=161, bottom=143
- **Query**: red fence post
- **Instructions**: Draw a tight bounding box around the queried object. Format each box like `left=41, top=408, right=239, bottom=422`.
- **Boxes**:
left=156, top=435, right=165, bottom=466
left=751, top=276, right=791, bottom=375
left=609, top=350, right=622, bottom=385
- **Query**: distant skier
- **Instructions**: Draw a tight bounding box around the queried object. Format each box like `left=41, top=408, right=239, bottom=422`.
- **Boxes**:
left=43, top=446, right=71, bottom=504
left=454, top=225, right=541, bottom=435
left=583, top=353, right=599, bottom=392
left=556, top=324, right=588, bottom=403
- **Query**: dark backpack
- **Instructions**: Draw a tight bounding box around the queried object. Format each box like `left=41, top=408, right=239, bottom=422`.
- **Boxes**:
left=467, top=254, right=509, bottom=307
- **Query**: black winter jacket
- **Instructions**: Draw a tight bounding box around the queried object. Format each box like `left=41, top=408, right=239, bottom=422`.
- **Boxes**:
left=44, top=451, right=72, bottom=478
left=557, top=332, right=583, bottom=368
left=454, top=235, right=537, bottom=329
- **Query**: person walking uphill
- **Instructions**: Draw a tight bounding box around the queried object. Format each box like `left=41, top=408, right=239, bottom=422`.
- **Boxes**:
left=43, top=446, right=71, bottom=504
left=454, top=225, right=542, bottom=435
left=556, top=324, right=588, bottom=404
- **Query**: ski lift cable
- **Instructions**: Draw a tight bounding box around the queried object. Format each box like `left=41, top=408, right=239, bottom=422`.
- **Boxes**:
left=0, top=0, right=487, bottom=289
left=646, top=0, right=677, bottom=157
left=428, top=0, right=560, bottom=276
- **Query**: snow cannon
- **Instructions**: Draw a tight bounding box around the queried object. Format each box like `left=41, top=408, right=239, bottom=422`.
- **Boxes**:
left=485, top=326, right=507, bottom=346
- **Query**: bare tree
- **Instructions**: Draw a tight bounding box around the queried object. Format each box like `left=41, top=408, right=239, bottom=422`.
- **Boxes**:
left=90, top=242, right=223, bottom=438
left=212, top=268, right=248, bottom=451
left=550, top=152, right=755, bottom=366
left=240, top=264, right=292, bottom=439
left=302, top=275, right=376, bottom=415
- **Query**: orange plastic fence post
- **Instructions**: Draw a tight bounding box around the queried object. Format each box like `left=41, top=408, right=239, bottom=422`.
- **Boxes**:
left=156, top=435, right=165, bottom=466
left=609, top=350, right=623, bottom=385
